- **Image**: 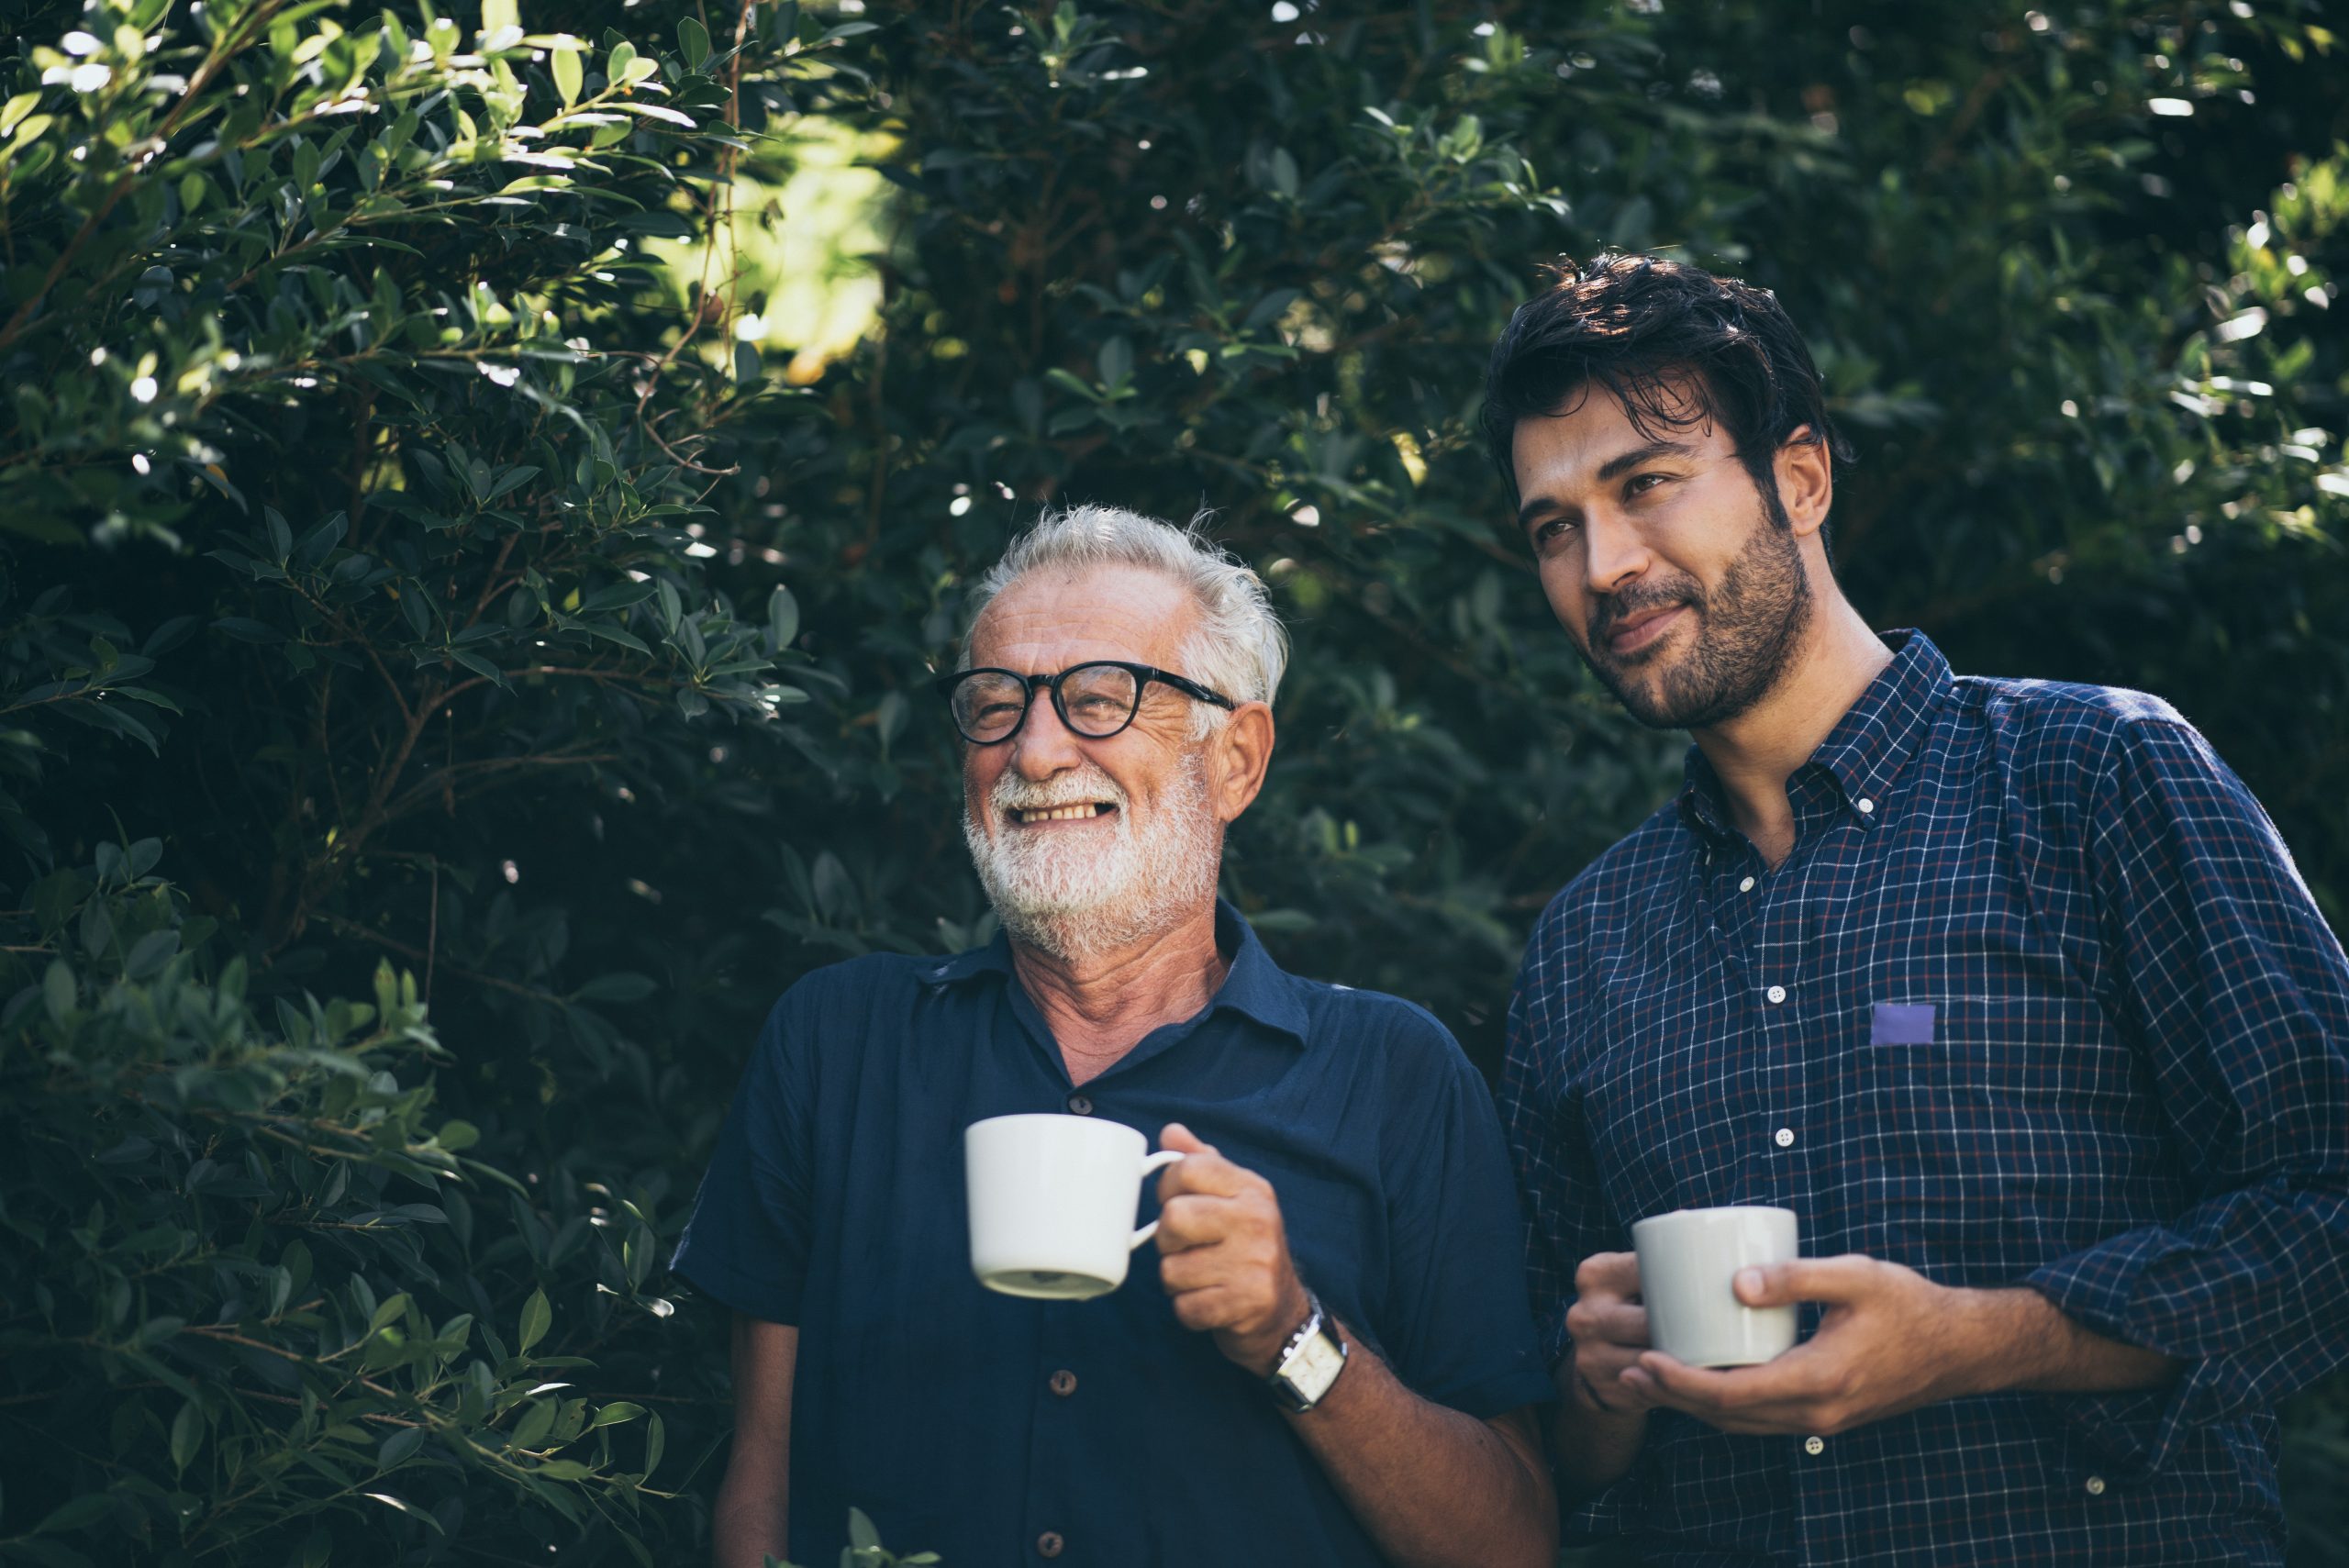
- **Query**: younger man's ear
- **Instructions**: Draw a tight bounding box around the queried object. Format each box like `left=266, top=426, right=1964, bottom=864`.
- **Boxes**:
left=1774, top=425, right=1833, bottom=538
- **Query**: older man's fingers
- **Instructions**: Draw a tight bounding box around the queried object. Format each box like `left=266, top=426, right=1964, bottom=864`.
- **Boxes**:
left=1158, top=1121, right=1207, bottom=1151
left=1157, top=1240, right=1229, bottom=1293
left=1157, top=1145, right=1252, bottom=1203
left=1152, top=1192, right=1237, bottom=1251
left=1166, top=1282, right=1241, bottom=1333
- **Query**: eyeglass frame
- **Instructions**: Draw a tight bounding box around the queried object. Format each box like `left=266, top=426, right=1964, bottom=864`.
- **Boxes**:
left=930, top=660, right=1238, bottom=746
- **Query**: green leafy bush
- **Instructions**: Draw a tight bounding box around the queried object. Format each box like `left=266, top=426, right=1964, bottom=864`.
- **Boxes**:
left=0, top=0, right=856, bottom=1560
left=2, top=0, right=2343, bottom=1563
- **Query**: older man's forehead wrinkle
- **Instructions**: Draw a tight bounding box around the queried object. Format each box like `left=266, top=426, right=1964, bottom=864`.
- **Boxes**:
left=970, top=563, right=1202, bottom=676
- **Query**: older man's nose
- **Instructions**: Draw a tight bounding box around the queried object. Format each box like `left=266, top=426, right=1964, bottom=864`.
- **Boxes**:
left=1009, top=692, right=1087, bottom=777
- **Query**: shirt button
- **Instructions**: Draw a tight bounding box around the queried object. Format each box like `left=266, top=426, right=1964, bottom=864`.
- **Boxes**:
left=1739, top=875, right=1755, bottom=893
left=1803, top=1436, right=1825, bottom=1455
left=1049, top=1369, right=1077, bottom=1397
left=1775, top=1127, right=1796, bottom=1149
left=1857, top=797, right=1876, bottom=815
left=2086, top=1475, right=2107, bottom=1496
left=1066, top=1095, right=1093, bottom=1116
left=1037, top=1531, right=1065, bottom=1558
left=1766, top=984, right=1787, bottom=1005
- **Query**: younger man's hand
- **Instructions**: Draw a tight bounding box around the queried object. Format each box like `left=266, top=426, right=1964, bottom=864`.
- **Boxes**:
left=1621, top=1254, right=1989, bottom=1435
left=1564, top=1251, right=1653, bottom=1414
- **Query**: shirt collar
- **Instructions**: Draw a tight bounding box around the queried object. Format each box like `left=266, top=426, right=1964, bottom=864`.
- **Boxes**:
left=923, top=898, right=1309, bottom=1047
left=1677, top=628, right=1952, bottom=847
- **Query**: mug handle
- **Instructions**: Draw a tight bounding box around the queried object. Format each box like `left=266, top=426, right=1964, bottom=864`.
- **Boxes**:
left=1129, top=1149, right=1186, bottom=1250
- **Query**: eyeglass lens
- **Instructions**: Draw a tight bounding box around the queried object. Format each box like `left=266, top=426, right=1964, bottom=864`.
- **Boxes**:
left=951, top=663, right=1141, bottom=742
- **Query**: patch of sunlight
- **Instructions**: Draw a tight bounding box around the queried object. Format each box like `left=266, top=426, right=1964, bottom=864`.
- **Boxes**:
left=645, top=114, right=896, bottom=384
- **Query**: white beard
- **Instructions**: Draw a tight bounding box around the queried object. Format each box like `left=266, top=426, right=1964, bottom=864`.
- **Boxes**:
left=962, top=753, right=1223, bottom=962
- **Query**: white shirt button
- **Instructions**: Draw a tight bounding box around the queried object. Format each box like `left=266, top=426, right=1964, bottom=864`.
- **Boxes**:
left=1766, top=984, right=1787, bottom=1005
left=2085, top=1475, right=2107, bottom=1496
left=1857, top=797, right=1876, bottom=815
left=1775, top=1127, right=1796, bottom=1149
left=1739, top=875, right=1756, bottom=893
left=1803, top=1436, right=1825, bottom=1456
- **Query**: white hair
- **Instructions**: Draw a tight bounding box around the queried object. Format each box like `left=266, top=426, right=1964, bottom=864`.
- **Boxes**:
left=959, top=505, right=1288, bottom=732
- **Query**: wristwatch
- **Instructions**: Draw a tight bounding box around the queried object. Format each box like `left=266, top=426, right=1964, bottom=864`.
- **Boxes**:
left=1265, top=1287, right=1349, bottom=1412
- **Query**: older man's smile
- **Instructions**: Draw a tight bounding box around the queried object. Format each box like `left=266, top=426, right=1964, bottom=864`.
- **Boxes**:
left=1012, top=801, right=1119, bottom=826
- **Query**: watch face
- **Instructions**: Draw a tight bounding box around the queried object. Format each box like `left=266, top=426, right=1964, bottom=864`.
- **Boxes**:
left=1290, top=1329, right=1346, bottom=1401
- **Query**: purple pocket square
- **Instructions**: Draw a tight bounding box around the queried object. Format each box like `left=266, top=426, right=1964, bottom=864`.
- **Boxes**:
left=1870, top=1003, right=1937, bottom=1045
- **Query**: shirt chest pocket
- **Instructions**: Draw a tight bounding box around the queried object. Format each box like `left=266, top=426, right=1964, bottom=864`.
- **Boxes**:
left=1835, top=994, right=2157, bottom=1273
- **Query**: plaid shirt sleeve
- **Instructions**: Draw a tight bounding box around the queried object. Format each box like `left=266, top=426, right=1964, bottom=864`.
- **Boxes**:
left=2024, top=715, right=2349, bottom=1473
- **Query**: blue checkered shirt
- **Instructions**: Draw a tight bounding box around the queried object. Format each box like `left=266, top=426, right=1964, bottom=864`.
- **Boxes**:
left=1501, top=630, right=2349, bottom=1565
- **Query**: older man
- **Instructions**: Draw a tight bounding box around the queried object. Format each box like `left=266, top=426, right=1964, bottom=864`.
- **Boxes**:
left=671, top=506, right=1556, bottom=1568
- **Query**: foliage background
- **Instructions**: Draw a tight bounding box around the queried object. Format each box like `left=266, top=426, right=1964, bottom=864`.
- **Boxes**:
left=2, top=0, right=2344, bottom=1563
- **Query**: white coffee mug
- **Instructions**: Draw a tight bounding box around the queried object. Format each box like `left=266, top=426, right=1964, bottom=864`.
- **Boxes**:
left=965, top=1113, right=1185, bottom=1300
left=1631, top=1205, right=1799, bottom=1368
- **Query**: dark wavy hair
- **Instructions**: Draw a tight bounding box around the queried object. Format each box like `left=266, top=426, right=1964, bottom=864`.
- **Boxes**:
left=1480, top=253, right=1854, bottom=521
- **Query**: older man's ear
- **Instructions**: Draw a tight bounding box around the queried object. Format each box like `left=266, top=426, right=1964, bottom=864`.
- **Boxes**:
left=1210, top=702, right=1276, bottom=825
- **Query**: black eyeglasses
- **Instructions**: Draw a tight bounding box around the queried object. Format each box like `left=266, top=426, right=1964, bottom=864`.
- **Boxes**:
left=932, top=660, right=1236, bottom=745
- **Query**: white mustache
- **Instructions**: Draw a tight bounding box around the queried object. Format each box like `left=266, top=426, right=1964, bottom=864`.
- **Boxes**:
left=989, top=767, right=1130, bottom=813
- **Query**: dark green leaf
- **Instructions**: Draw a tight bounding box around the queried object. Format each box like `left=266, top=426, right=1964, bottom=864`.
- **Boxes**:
left=32, top=1494, right=113, bottom=1537
left=518, top=1287, right=551, bottom=1355
left=573, top=972, right=656, bottom=1003
left=766, top=584, right=799, bottom=651
left=377, top=1424, right=426, bottom=1469
left=169, top=1403, right=203, bottom=1473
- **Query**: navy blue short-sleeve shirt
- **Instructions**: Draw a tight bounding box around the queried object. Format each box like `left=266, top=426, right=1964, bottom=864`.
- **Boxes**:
left=671, top=901, right=1553, bottom=1567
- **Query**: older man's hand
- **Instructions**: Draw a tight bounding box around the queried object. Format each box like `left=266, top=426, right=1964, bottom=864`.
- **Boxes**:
left=1154, top=1122, right=1313, bottom=1376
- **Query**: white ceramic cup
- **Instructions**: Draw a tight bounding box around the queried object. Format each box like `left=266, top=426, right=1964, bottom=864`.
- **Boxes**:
left=1631, top=1205, right=1799, bottom=1368
left=965, top=1113, right=1185, bottom=1300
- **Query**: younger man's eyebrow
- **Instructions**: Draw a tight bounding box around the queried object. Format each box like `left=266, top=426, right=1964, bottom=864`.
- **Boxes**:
left=1516, top=493, right=1570, bottom=533
left=1516, top=438, right=1700, bottom=533
left=1594, top=439, right=1697, bottom=484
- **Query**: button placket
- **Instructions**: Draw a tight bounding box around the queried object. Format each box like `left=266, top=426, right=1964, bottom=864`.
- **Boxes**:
left=1755, top=837, right=1821, bottom=1263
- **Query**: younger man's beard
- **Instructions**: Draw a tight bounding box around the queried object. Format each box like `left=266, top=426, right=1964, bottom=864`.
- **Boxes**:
left=1581, top=489, right=1812, bottom=731
left=962, top=751, right=1224, bottom=962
